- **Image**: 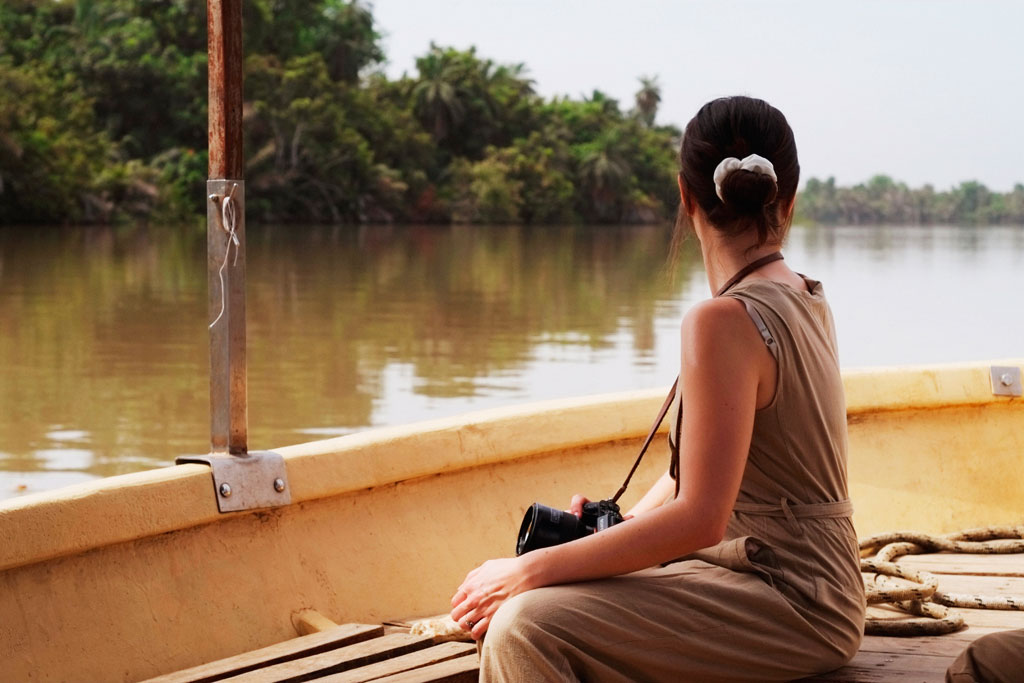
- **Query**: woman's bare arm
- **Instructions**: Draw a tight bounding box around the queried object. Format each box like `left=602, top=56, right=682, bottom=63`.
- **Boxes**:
left=622, top=470, right=675, bottom=518
left=451, top=296, right=773, bottom=638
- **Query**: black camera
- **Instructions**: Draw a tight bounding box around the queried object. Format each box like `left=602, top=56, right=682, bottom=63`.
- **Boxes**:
left=515, top=499, right=624, bottom=556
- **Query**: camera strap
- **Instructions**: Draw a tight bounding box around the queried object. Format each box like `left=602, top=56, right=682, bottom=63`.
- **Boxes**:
left=610, top=378, right=678, bottom=503
left=609, top=252, right=783, bottom=504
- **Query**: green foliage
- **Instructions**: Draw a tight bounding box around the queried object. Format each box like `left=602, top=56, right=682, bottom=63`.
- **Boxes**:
left=798, top=175, right=1024, bottom=225
left=411, top=44, right=540, bottom=161
left=449, top=156, right=523, bottom=224
left=0, top=1, right=681, bottom=225
left=0, top=57, right=149, bottom=224
left=5, top=2, right=1020, bottom=227
left=491, top=134, right=575, bottom=224
left=0, top=0, right=205, bottom=222
left=61, top=0, right=208, bottom=159
left=150, top=146, right=208, bottom=221
left=245, top=0, right=382, bottom=82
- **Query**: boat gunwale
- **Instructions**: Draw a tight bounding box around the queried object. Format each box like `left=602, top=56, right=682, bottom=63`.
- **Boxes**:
left=0, top=359, right=1019, bottom=573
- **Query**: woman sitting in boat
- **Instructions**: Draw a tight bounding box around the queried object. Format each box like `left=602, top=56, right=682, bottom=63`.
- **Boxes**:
left=450, top=95, right=865, bottom=681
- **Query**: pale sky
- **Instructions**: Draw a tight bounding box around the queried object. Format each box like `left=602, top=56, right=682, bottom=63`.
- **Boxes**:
left=370, top=0, right=1023, bottom=191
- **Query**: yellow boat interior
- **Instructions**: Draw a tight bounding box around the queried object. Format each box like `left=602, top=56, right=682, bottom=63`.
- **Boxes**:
left=1, top=359, right=1021, bottom=681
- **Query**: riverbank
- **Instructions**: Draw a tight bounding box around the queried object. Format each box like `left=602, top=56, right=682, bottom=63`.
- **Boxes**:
left=5, top=2, right=1023, bottom=228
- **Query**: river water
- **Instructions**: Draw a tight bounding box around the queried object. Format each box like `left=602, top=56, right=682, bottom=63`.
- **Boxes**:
left=1, top=223, right=1022, bottom=500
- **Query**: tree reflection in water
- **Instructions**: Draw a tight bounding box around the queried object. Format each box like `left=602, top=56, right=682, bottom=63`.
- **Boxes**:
left=0, top=223, right=698, bottom=496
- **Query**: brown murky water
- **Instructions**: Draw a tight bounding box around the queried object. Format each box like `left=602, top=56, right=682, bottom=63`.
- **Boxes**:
left=1, top=223, right=1022, bottom=499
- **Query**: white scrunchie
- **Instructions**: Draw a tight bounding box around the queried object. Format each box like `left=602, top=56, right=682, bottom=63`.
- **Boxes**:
left=713, top=154, right=777, bottom=202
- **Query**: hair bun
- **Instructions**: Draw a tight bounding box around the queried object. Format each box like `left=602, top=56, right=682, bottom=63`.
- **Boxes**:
left=718, top=169, right=778, bottom=212
left=713, top=154, right=778, bottom=213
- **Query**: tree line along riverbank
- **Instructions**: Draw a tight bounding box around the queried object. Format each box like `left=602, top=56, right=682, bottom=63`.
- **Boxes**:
left=2, top=1, right=1022, bottom=228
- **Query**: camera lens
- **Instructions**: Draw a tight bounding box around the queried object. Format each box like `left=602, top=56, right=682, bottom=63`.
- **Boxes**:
left=516, top=503, right=585, bottom=555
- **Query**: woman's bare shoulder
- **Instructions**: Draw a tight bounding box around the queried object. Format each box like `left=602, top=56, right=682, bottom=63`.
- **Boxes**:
left=680, top=297, right=767, bottom=364
left=681, top=297, right=750, bottom=335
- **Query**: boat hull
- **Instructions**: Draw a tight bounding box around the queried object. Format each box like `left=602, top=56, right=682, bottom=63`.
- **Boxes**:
left=1, top=361, right=1021, bottom=681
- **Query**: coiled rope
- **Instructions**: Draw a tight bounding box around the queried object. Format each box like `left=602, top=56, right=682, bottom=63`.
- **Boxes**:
left=860, top=525, right=1024, bottom=636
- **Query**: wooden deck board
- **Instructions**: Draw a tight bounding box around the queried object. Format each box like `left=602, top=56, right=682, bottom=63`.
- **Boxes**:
left=818, top=551, right=1024, bottom=682
left=869, top=572, right=1024, bottom=595
left=857, top=629, right=1003, bottom=656
left=897, top=552, right=1024, bottom=577
left=153, top=554, right=1024, bottom=683
left=804, top=650, right=952, bottom=681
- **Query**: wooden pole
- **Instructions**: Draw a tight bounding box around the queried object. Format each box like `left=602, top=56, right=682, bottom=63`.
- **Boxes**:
left=207, top=0, right=246, bottom=454
left=208, top=0, right=243, bottom=179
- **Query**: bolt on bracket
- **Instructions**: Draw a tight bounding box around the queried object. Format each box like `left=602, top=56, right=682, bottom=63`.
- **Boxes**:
left=990, top=366, right=1022, bottom=397
left=176, top=450, right=291, bottom=512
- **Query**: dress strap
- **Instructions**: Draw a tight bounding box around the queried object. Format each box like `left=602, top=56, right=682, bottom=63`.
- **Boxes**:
left=732, top=497, right=853, bottom=519
left=741, top=300, right=778, bottom=360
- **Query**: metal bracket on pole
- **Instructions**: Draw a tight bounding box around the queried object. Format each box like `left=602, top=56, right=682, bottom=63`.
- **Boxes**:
left=176, top=451, right=291, bottom=512
left=990, top=366, right=1022, bottom=397
left=184, top=178, right=291, bottom=512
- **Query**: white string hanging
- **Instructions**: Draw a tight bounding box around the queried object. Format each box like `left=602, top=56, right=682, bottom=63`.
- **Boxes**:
left=209, top=183, right=240, bottom=330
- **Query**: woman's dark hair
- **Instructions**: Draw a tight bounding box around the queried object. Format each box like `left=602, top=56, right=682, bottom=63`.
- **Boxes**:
left=672, top=96, right=799, bottom=252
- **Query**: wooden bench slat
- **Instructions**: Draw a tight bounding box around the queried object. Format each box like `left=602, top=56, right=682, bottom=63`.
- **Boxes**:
left=143, top=624, right=384, bottom=683
left=221, top=633, right=435, bottom=683
left=370, top=655, right=480, bottom=683
left=316, top=642, right=477, bottom=683
left=857, top=629, right=1000, bottom=657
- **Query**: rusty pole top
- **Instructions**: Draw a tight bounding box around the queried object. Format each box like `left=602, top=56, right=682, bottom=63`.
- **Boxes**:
left=208, top=0, right=244, bottom=179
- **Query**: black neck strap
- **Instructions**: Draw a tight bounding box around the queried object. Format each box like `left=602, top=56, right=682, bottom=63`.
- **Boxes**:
left=714, top=251, right=784, bottom=297
left=610, top=251, right=784, bottom=504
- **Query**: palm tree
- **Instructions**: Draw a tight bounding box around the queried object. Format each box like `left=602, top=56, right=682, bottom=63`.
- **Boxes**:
left=323, top=0, right=382, bottom=83
left=580, top=149, right=629, bottom=196
left=488, top=62, right=535, bottom=97
left=634, top=76, right=661, bottom=127
left=412, top=46, right=466, bottom=142
left=579, top=134, right=631, bottom=221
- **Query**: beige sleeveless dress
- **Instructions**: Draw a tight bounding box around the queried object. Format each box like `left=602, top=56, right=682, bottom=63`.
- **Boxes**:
left=479, top=277, right=865, bottom=682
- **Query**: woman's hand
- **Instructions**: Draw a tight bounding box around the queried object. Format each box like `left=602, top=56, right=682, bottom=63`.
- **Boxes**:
left=568, top=493, right=590, bottom=517
left=450, top=556, right=538, bottom=640
left=571, top=493, right=633, bottom=521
